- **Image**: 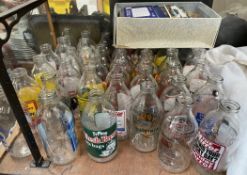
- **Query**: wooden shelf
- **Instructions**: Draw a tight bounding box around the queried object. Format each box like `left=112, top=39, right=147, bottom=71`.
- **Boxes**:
left=0, top=140, right=199, bottom=175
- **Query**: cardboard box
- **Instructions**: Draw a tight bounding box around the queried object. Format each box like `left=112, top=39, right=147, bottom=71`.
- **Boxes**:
left=113, top=2, right=222, bottom=48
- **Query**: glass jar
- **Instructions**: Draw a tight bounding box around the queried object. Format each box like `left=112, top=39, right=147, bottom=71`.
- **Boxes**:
left=192, top=74, right=224, bottom=126
left=130, top=64, right=158, bottom=98
left=81, top=90, right=117, bottom=162
left=158, top=96, right=198, bottom=173
left=160, top=75, right=191, bottom=113
left=104, top=73, right=132, bottom=140
left=57, top=59, right=80, bottom=110
left=31, top=54, right=57, bottom=92
left=192, top=99, right=240, bottom=175
left=130, top=81, right=163, bottom=152
left=11, top=67, right=41, bottom=129
left=36, top=91, right=78, bottom=165
left=40, top=43, right=60, bottom=70
left=77, top=64, right=105, bottom=113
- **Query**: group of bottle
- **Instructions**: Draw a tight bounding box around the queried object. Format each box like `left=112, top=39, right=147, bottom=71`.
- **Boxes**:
left=2, top=28, right=241, bottom=175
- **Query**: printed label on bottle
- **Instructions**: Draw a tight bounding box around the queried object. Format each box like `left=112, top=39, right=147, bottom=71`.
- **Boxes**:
left=169, top=115, right=194, bottom=139
left=83, top=123, right=117, bottom=158
left=24, top=100, right=38, bottom=119
left=114, top=110, right=127, bottom=136
left=62, top=111, right=78, bottom=152
left=195, top=112, right=205, bottom=126
left=192, top=132, right=225, bottom=171
left=130, top=85, right=140, bottom=98
left=189, top=79, right=207, bottom=93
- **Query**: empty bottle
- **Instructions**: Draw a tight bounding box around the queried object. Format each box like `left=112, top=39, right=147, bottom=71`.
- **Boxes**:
left=81, top=90, right=117, bottom=162
left=158, top=95, right=198, bottom=173
left=40, top=43, right=60, bottom=70
left=130, top=81, right=163, bottom=152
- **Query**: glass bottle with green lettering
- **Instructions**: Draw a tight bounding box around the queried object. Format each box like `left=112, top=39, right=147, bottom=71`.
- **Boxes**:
left=81, top=89, right=117, bottom=162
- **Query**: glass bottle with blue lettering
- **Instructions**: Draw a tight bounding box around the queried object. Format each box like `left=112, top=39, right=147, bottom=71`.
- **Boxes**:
left=192, top=99, right=240, bottom=175
left=130, top=81, right=163, bottom=152
left=81, top=89, right=117, bottom=162
left=158, top=95, right=198, bottom=173
left=36, top=86, right=78, bottom=165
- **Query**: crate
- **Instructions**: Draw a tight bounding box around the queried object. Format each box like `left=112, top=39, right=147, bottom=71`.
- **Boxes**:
left=113, top=2, right=222, bottom=48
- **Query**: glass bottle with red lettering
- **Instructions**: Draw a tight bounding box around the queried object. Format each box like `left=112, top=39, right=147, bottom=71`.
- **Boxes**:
left=158, top=95, right=198, bottom=173
left=81, top=89, right=117, bottom=162
left=192, top=99, right=240, bottom=175
left=104, top=73, right=132, bottom=141
left=130, top=81, right=163, bottom=152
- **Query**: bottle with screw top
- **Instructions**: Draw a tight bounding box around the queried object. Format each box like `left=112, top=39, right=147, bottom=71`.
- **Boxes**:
left=192, top=74, right=224, bottom=126
left=130, top=81, right=163, bottom=152
left=104, top=73, right=132, bottom=140
left=81, top=89, right=117, bottom=162
left=36, top=78, right=78, bottom=165
left=192, top=99, right=240, bottom=175
left=158, top=95, right=198, bottom=173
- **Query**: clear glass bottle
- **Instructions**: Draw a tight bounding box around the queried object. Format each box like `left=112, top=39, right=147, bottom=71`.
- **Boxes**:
left=192, top=99, right=240, bottom=175
left=61, top=48, right=81, bottom=75
left=186, top=50, right=208, bottom=94
left=192, top=74, right=224, bottom=126
left=57, top=59, right=81, bottom=110
left=94, top=49, right=109, bottom=82
left=11, top=67, right=41, bottom=129
left=36, top=90, right=78, bottom=165
left=31, top=55, right=57, bottom=92
left=104, top=73, right=132, bottom=140
left=158, top=95, right=198, bottom=173
left=139, top=49, right=158, bottom=78
left=81, top=90, right=117, bottom=162
left=130, top=64, right=158, bottom=98
left=55, top=36, right=72, bottom=57
left=62, top=27, right=72, bottom=46
left=96, top=43, right=110, bottom=70
left=77, top=64, right=105, bottom=113
left=40, top=43, right=60, bottom=70
left=160, top=75, right=191, bottom=113
left=77, top=30, right=96, bottom=58
left=130, top=81, right=163, bottom=152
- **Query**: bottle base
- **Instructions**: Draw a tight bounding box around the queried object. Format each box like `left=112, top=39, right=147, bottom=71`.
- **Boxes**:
left=87, top=149, right=118, bottom=163
left=160, top=160, right=190, bottom=174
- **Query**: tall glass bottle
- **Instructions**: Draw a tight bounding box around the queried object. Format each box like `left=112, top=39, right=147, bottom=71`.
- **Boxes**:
left=130, top=64, right=158, bottom=98
left=192, top=99, right=240, bottom=175
left=94, top=48, right=109, bottom=82
left=158, top=96, right=198, bottom=173
left=36, top=90, right=78, bottom=165
left=192, top=74, right=224, bottom=126
left=55, top=36, right=72, bottom=57
left=11, top=68, right=41, bottom=129
left=62, top=27, right=72, bottom=46
left=40, top=43, right=60, bottom=70
left=130, top=81, right=163, bottom=152
left=81, top=90, right=117, bottom=162
left=104, top=73, right=132, bottom=140
left=160, top=75, right=191, bottom=113
left=139, top=49, right=158, bottom=78
left=57, top=59, right=80, bottom=110
left=77, top=63, right=105, bottom=113
left=31, top=54, right=57, bottom=91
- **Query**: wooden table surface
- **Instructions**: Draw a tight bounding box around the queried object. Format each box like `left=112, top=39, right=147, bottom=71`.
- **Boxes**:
left=0, top=140, right=199, bottom=175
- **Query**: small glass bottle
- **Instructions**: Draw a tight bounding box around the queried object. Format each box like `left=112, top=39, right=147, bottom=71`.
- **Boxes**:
left=81, top=90, right=117, bottom=162
left=55, top=36, right=72, bottom=57
left=130, top=64, right=158, bottom=98
left=61, top=48, right=81, bottom=75
left=57, top=59, right=81, bottom=110
left=139, top=49, right=158, bottom=78
left=31, top=55, right=57, bottom=91
left=95, top=43, right=110, bottom=70
left=130, top=81, right=163, bottom=152
left=160, top=75, right=191, bottom=113
left=77, top=64, right=105, bottom=113
left=94, top=50, right=109, bottom=82
left=62, top=27, right=73, bottom=46
left=11, top=67, right=41, bottom=129
left=77, top=30, right=96, bottom=57
left=192, top=99, right=240, bottom=175
left=104, top=73, right=132, bottom=140
left=192, top=74, right=224, bottom=126
left=36, top=90, right=78, bottom=165
left=40, top=43, right=60, bottom=70
left=158, top=95, right=198, bottom=173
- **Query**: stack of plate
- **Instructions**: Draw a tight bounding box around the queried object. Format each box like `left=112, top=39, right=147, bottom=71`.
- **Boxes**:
left=9, top=19, right=37, bottom=61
